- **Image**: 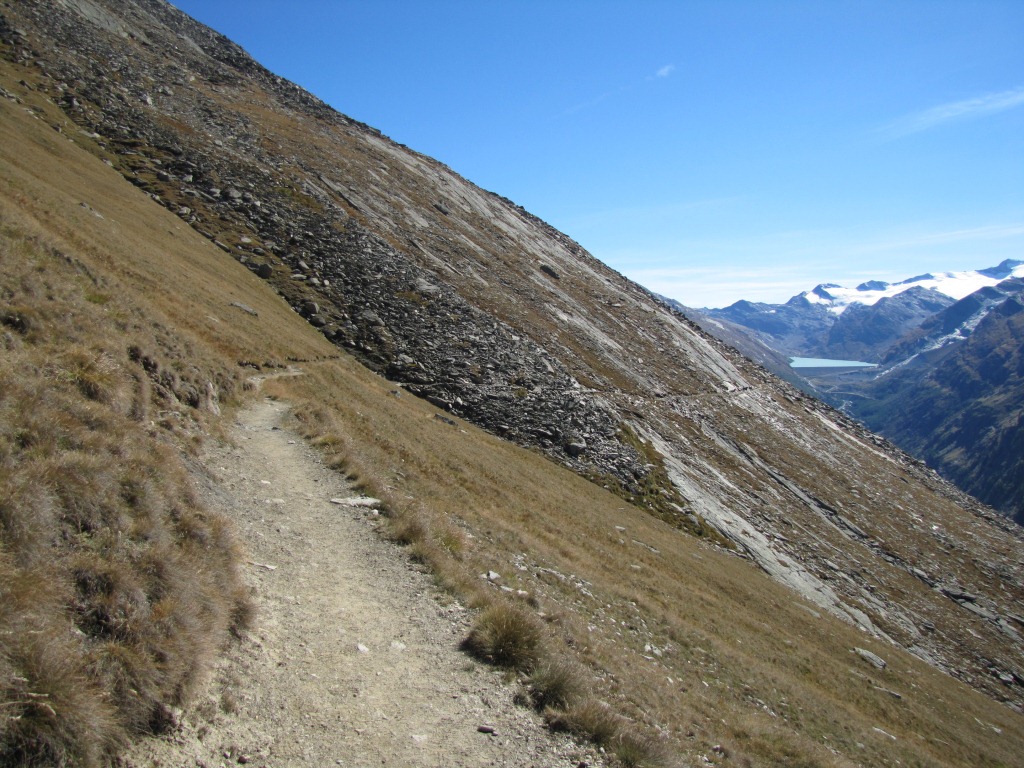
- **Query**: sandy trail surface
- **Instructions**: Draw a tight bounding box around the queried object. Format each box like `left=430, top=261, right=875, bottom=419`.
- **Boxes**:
left=121, top=397, right=602, bottom=768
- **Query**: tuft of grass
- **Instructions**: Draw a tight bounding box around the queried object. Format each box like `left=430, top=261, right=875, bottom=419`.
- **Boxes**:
left=386, top=508, right=429, bottom=548
left=547, top=698, right=624, bottom=745
left=611, top=729, right=677, bottom=768
left=546, top=700, right=674, bottom=767
left=526, top=657, right=589, bottom=710
left=0, top=561, right=123, bottom=768
left=461, top=602, right=545, bottom=671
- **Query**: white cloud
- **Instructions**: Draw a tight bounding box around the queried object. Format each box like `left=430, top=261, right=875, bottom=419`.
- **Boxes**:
left=849, top=223, right=1024, bottom=254
left=614, top=264, right=814, bottom=309
left=564, top=65, right=676, bottom=115
left=612, top=261, right=766, bottom=307
left=561, top=89, right=619, bottom=116
left=879, top=86, right=1024, bottom=139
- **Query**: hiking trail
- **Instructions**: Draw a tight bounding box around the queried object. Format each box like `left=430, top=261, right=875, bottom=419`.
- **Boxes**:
left=121, top=397, right=603, bottom=768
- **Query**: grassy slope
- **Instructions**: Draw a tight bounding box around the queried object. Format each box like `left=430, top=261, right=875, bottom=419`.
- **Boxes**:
left=1, top=64, right=1022, bottom=767
left=0, top=73, right=336, bottom=765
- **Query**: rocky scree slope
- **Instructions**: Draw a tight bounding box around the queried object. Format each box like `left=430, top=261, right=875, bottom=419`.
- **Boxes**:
left=5, top=0, right=1024, bottom=710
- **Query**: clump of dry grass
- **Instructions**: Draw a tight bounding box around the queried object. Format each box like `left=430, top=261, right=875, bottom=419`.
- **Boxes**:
left=526, top=656, right=589, bottom=710
left=547, top=698, right=623, bottom=747
left=0, top=559, right=123, bottom=767
left=461, top=602, right=545, bottom=671
left=547, top=700, right=674, bottom=768
left=611, top=729, right=676, bottom=768
left=386, top=503, right=467, bottom=564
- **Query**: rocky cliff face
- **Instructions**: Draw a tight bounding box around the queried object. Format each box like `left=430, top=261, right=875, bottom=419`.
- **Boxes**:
left=5, top=0, right=1024, bottom=709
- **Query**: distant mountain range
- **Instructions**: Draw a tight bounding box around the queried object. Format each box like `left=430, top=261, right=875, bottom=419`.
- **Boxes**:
left=793, top=260, right=1024, bottom=316
left=669, top=259, right=1024, bottom=523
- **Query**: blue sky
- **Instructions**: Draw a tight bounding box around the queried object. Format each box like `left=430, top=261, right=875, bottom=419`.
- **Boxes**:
left=172, top=1, right=1024, bottom=308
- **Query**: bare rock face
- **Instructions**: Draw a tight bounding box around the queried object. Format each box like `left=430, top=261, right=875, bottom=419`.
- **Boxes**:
left=5, top=0, right=1024, bottom=710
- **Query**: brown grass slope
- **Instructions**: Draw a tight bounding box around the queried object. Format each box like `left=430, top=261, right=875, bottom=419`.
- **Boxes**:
left=0, top=3, right=1023, bottom=766
left=2, top=1, right=1019, bottom=717
left=0, top=84, right=336, bottom=764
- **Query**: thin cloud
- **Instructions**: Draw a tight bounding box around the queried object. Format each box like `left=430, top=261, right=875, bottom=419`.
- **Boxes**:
left=564, top=64, right=676, bottom=116
left=561, top=88, right=620, bottom=116
left=851, top=223, right=1024, bottom=253
left=628, top=266, right=812, bottom=308
left=879, top=86, right=1024, bottom=139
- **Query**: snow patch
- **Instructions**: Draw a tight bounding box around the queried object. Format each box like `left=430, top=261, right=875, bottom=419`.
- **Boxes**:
left=796, top=261, right=1024, bottom=315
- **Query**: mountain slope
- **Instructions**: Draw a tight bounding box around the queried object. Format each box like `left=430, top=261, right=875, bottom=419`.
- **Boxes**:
left=859, top=290, right=1024, bottom=522
left=7, top=0, right=1023, bottom=702
left=2, top=1, right=1024, bottom=764
left=821, top=286, right=956, bottom=362
left=700, top=267, right=1024, bottom=522
left=703, top=296, right=835, bottom=359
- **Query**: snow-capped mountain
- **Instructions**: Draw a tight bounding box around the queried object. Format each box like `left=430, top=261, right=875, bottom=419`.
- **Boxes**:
left=799, top=259, right=1024, bottom=314
left=701, top=259, right=1024, bottom=363
left=680, top=260, right=1024, bottom=524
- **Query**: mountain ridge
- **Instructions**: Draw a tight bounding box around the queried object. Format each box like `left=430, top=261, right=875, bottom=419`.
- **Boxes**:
left=708, top=258, right=1024, bottom=315
left=691, top=259, right=1024, bottom=523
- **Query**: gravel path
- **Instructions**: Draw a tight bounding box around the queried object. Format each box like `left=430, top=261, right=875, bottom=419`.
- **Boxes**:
left=120, top=397, right=603, bottom=768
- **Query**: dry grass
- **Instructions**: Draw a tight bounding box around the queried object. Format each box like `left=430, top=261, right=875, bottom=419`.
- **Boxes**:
left=2, top=58, right=1023, bottom=768
left=0, top=221, right=253, bottom=764
left=0, top=84, right=335, bottom=765
left=461, top=603, right=546, bottom=671
left=526, top=657, right=590, bottom=710
left=547, top=698, right=624, bottom=745
left=547, top=700, right=674, bottom=768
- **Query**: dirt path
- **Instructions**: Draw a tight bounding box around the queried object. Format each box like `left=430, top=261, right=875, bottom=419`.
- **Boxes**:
left=121, top=397, right=603, bottom=768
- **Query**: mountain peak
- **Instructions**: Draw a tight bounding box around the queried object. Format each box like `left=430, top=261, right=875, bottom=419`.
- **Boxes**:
left=786, top=262, right=1024, bottom=315
left=979, top=258, right=1024, bottom=279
